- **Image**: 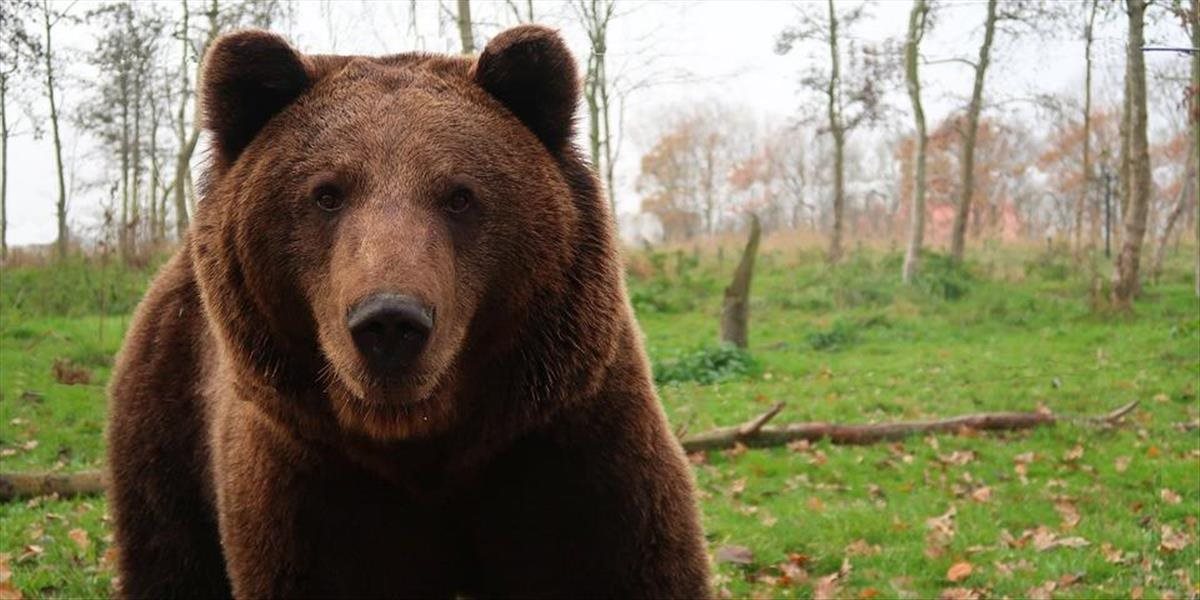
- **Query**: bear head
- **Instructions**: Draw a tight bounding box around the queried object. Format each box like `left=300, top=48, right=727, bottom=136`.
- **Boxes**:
left=190, top=27, right=624, bottom=446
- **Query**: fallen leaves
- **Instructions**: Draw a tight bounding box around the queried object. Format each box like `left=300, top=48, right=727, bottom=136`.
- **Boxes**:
left=1114, top=455, right=1132, bottom=473
left=1054, top=498, right=1081, bottom=530
left=844, top=539, right=881, bottom=557
left=946, top=561, right=973, bottom=583
left=812, top=558, right=852, bottom=600
left=68, top=528, right=91, bottom=554
left=925, top=506, right=957, bottom=558
left=1159, top=488, right=1182, bottom=505
left=938, top=587, right=981, bottom=600
left=0, top=554, right=20, bottom=600
left=1159, top=526, right=1192, bottom=553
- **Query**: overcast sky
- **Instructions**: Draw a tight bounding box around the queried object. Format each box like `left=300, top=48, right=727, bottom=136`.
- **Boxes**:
left=3, top=0, right=1194, bottom=246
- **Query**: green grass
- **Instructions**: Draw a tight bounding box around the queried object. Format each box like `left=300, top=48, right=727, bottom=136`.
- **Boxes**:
left=2, top=245, right=1198, bottom=598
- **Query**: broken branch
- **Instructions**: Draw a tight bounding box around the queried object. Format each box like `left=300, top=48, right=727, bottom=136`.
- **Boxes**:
left=680, top=400, right=1139, bottom=453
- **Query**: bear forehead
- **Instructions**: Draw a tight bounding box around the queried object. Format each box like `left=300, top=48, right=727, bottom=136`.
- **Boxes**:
left=308, top=54, right=484, bottom=107
left=290, top=55, right=529, bottom=146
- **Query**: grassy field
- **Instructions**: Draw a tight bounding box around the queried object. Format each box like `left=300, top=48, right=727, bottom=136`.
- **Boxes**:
left=1, top=244, right=1198, bottom=599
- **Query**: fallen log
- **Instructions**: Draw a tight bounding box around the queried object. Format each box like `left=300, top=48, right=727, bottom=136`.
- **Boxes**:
left=679, top=400, right=1139, bottom=453
left=0, top=400, right=1140, bottom=501
left=0, top=470, right=106, bottom=502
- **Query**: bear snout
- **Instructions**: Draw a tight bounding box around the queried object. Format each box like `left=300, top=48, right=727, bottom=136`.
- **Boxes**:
left=346, top=293, right=434, bottom=374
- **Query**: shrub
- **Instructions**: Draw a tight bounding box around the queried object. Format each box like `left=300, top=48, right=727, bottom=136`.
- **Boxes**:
left=653, top=343, right=758, bottom=385
left=914, top=253, right=973, bottom=301
left=806, top=319, right=859, bottom=351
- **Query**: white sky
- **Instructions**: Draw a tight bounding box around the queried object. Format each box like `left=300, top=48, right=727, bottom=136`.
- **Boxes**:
left=3, top=0, right=1194, bottom=246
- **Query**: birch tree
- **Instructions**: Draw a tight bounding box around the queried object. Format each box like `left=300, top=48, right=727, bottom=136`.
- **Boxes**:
left=902, top=0, right=931, bottom=284
left=1111, top=0, right=1152, bottom=309
left=575, top=0, right=618, bottom=214
left=777, top=1, right=892, bottom=265
left=1079, top=0, right=1100, bottom=257
left=40, top=0, right=70, bottom=259
left=0, top=0, right=41, bottom=261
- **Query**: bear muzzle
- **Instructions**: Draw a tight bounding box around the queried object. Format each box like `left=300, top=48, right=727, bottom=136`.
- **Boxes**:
left=347, top=293, right=434, bottom=375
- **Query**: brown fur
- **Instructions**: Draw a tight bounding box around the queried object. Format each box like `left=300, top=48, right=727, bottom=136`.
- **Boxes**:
left=106, top=26, right=710, bottom=599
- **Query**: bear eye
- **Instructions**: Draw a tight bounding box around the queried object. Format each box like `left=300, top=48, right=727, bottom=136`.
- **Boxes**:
left=444, top=189, right=473, bottom=215
left=314, top=186, right=344, bottom=213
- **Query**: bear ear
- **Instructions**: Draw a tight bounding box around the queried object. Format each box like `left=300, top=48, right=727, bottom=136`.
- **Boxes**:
left=201, top=30, right=310, bottom=164
left=472, top=25, right=580, bottom=152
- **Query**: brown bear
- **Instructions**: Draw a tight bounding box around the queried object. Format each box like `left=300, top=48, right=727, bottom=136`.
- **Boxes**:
left=105, top=24, right=711, bottom=599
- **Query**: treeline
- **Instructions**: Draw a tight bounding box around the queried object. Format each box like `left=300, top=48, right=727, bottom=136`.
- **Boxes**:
left=634, top=0, right=1198, bottom=309
left=2, top=0, right=287, bottom=264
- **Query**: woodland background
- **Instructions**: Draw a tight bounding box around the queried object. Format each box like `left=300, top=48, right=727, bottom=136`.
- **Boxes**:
left=0, top=0, right=1198, bottom=598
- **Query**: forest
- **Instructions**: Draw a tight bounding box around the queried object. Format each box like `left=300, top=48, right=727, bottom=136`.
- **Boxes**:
left=0, top=0, right=1197, bottom=598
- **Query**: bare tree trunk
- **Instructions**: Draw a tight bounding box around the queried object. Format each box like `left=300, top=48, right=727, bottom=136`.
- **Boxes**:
left=42, top=0, right=68, bottom=260
left=148, top=76, right=162, bottom=244
left=173, top=0, right=218, bottom=239
left=1192, top=0, right=1199, bottom=297
left=949, top=0, right=996, bottom=263
left=1, top=76, right=8, bottom=261
left=1079, top=0, right=1099, bottom=258
left=720, top=215, right=761, bottom=349
left=131, top=57, right=143, bottom=258
left=826, top=0, right=845, bottom=265
left=1117, top=49, right=1132, bottom=251
left=578, top=0, right=615, bottom=216
left=1111, top=0, right=1152, bottom=309
left=703, top=141, right=715, bottom=235
left=456, top=0, right=474, bottom=54
left=901, top=0, right=928, bottom=284
left=1150, top=156, right=1195, bottom=281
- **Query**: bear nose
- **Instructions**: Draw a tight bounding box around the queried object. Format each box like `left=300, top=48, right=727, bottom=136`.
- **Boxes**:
left=346, top=293, right=433, bottom=372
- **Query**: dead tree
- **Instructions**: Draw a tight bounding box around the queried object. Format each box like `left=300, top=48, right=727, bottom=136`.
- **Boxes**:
left=720, top=214, right=761, bottom=348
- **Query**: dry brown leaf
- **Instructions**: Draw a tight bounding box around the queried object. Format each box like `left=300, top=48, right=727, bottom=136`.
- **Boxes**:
left=812, top=574, right=840, bottom=600
left=1160, top=526, right=1191, bottom=553
left=807, top=496, right=826, bottom=512
left=778, top=560, right=808, bottom=586
left=1100, top=542, right=1128, bottom=564
left=714, top=545, right=754, bottom=565
left=938, top=587, right=980, bottom=600
left=729, top=478, right=747, bottom=496
left=1055, top=500, right=1081, bottom=530
left=0, top=584, right=22, bottom=600
left=15, top=546, right=41, bottom=564
left=1026, top=581, right=1057, bottom=600
left=812, top=558, right=852, bottom=600
left=1014, top=451, right=1036, bottom=464
left=1160, top=488, right=1182, bottom=505
left=946, top=561, right=973, bottom=583
left=1063, top=444, right=1084, bottom=461
left=845, top=539, right=880, bottom=557
left=1114, top=455, right=1131, bottom=473
left=939, top=450, right=977, bottom=466
left=68, top=528, right=90, bottom=554
left=969, top=486, right=992, bottom=503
